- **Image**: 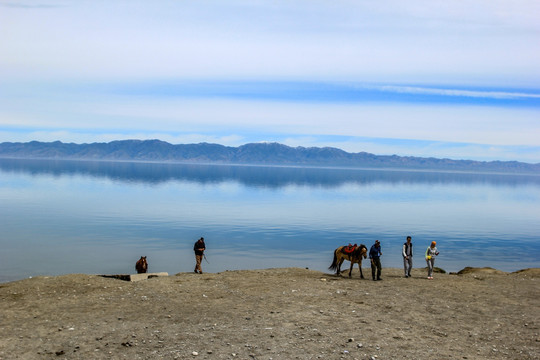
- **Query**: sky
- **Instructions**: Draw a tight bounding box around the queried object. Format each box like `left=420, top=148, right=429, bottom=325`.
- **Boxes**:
left=1, top=0, right=539, bottom=163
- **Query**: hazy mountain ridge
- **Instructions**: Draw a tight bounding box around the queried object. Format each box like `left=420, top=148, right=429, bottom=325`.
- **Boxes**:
left=0, top=140, right=538, bottom=173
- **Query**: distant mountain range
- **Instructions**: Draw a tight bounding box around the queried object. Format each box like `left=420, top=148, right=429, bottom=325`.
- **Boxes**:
left=0, top=140, right=539, bottom=174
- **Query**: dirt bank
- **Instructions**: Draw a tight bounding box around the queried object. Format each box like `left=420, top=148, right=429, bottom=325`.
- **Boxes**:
left=0, top=267, right=539, bottom=359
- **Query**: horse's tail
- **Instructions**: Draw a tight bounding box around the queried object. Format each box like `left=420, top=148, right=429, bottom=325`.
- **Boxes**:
left=328, top=249, right=339, bottom=271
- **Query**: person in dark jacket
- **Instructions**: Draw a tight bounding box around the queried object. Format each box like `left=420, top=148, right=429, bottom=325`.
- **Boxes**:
left=193, top=237, right=206, bottom=274
left=369, top=240, right=382, bottom=281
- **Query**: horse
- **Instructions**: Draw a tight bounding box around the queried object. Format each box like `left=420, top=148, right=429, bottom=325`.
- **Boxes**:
left=135, top=256, right=148, bottom=274
left=328, top=244, right=368, bottom=278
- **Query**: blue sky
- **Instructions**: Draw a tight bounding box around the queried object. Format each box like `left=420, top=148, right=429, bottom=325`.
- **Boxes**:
left=1, top=1, right=539, bottom=163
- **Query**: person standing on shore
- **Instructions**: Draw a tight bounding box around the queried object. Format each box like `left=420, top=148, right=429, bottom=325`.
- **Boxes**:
left=425, top=241, right=440, bottom=279
left=369, top=240, right=382, bottom=281
left=193, top=237, right=206, bottom=274
left=402, top=236, right=413, bottom=278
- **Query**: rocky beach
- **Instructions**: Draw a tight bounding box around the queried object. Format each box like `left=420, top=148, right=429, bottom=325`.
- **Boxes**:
left=1, top=267, right=539, bottom=359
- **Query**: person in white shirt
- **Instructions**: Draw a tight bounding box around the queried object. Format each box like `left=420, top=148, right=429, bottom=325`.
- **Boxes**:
left=402, top=236, right=413, bottom=278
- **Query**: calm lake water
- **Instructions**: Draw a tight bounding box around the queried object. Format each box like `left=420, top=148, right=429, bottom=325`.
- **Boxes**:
left=1, top=158, right=539, bottom=283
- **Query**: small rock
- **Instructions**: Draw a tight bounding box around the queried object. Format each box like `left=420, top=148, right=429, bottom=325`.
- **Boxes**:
left=357, top=343, right=363, bottom=348
left=348, top=338, right=354, bottom=342
left=55, top=350, right=65, bottom=356
left=192, top=351, right=198, bottom=356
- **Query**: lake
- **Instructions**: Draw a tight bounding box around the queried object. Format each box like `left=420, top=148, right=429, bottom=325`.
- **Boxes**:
left=1, top=158, right=539, bottom=283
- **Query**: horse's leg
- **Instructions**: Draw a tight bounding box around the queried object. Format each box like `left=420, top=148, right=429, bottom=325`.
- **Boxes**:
left=348, top=261, right=354, bottom=278
left=359, top=260, right=364, bottom=279
left=337, top=257, right=344, bottom=276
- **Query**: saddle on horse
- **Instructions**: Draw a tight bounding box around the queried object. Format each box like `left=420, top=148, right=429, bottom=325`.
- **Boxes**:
left=342, top=243, right=358, bottom=254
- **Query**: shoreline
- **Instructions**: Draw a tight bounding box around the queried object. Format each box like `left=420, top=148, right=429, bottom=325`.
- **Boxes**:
left=1, top=267, right=539, bottom=359
left=0, top=265, right=537, bottom=285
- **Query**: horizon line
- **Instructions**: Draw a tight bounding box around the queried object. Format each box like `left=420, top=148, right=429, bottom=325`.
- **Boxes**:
left=2, top=138, right=539, bottom=166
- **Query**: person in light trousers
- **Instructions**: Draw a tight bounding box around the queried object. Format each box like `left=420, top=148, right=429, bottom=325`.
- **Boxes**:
left=425, top=241, right=440, bottom=279
left=402, top=236, right=413, bottom=278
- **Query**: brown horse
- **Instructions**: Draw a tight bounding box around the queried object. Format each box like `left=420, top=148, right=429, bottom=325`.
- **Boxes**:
left=135, top=256, right=148, bottom=274
left=329, top=244, right=368, bottom=278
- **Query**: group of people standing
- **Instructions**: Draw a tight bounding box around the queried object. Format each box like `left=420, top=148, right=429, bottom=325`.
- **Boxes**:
left=368, top=236, right=440, bottom=280
left=194, top=235, right=440, bottom=279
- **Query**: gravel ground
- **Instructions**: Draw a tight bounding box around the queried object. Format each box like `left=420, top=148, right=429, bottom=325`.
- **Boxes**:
left=1, top=267, right=539, bottom=359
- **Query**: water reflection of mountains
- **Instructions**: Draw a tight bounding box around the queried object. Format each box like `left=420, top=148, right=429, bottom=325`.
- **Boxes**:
left=1, top=158, right=539, bottom=188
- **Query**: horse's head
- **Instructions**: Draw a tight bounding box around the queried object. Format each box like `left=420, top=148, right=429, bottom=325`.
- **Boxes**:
left=136, top=256, right=148, bottom=273
left=359, top=244, right=368, bottom=259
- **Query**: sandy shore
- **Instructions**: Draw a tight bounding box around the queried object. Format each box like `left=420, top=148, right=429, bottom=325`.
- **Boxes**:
left=1, top=267, right=539, bottom=359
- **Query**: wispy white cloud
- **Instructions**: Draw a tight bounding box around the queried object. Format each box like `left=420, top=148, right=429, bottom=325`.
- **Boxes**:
left=0, top=2, right=63, bottom=9
left=0, top=1, right=539, bottom=163
left=371, top=85, right=540, bottom=100
left=2, top=96, right=539, bottom=146
left=1, top=1, right=539, bottom=85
